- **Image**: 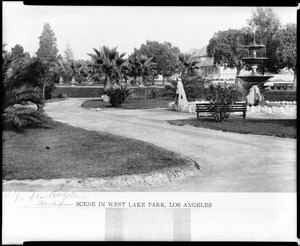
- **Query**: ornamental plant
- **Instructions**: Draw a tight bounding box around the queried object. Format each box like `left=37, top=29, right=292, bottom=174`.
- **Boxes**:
left=207, top=83, right=242, bottom=122
left=104, top=84, right=132, bottom=107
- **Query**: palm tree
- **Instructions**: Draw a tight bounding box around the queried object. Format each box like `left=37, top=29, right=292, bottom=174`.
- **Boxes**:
left=2, top=53, right=53, bottom=131
left=88, top=46, right=127, bottom=86
left=138, top=55, right=156, bottom=84
left=178, top=53, right=199, bottom=78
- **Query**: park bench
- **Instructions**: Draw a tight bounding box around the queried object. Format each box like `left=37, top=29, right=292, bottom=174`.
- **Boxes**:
left=196, top=101, right=247, bottom=120
left=272, top=82, right=294, bottom=90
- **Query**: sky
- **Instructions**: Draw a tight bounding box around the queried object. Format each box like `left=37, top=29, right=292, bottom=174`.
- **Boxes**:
left=2, top=2, right=298, bottom=60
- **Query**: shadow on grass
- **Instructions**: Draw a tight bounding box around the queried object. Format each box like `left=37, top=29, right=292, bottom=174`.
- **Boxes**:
left=167, top=117, right=297, bottom=139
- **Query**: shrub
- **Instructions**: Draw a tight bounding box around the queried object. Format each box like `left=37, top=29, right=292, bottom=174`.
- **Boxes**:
left=57, top=93, right=65, bottom=99
left=104, top=84, right=132, bottom=107
left=181, top=75, right=206, bottom=101
left=207, top=83, right=242, bottom=122
left=149, top=86, right=160, bottom=98
left=162, top=80, right=177, bottom=98
left=2, top=54, right=55, bottom=131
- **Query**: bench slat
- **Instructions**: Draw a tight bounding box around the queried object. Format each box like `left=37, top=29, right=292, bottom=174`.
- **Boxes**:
left=196, top=102, right=247, bottom=119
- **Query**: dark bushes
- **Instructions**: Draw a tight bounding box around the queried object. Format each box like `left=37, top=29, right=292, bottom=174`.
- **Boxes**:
left=104, top=84, right=132, bottom=107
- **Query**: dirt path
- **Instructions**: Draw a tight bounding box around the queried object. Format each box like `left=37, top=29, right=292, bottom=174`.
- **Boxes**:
left=4, top=98, right=296, bottom=192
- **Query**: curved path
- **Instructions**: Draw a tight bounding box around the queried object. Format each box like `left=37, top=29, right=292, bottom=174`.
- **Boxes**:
left=36, top=98, right=295, bottom=192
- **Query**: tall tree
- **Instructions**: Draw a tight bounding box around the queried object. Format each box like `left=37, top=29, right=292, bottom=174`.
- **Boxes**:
left=11, top=44, right=25, bottom=59
left=134, top=40, right=180, bottom=85
left=247, top=7, right=282, bottom=73
left=64, top=43, right=75, bottom=62
left=276, top=23, right=297, bottom=89
left=36, top=23, right=58, bottom=63
left=207, top=28, right=250, bottom=84
left=88, top=46, right=127, bottom=86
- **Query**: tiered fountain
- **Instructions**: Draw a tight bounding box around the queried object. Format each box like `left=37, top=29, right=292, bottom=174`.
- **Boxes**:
left=237, top=35, right=273, bottom=106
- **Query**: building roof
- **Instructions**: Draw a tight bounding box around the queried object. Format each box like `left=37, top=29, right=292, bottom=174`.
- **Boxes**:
left=186, top=45, right=208, bottom=57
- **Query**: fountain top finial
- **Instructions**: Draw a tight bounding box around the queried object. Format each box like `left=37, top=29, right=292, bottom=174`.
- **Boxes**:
left=242, top=30, right=266, bottom=50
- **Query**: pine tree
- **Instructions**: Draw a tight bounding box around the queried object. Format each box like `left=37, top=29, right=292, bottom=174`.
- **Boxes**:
left=36, top=23, right=58, bottom=63
left=64, top=43, right=75, bottom=62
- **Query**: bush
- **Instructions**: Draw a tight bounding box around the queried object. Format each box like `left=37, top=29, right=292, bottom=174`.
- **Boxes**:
left=57, top=93, right=65, bottom=99
left=207, top=83, right=242, bottom=122
left=162, top=75, right=207, bottom=101
left=149, top=86, right=160, bottom=98
left=182, top=75, right=206, bottom=101
left=104, top=84, right=132, bottom=107
left=162, top=80, right=177, bottom=98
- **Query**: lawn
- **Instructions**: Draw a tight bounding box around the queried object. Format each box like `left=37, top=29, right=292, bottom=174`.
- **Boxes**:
left=81, top=98, right=173, bottom=109
left=167, top=116, right=297, bottom=139
left=2, top=122, right=193, bottom=180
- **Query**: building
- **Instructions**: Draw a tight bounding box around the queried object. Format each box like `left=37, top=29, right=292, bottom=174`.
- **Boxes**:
left=186, top=45, right=239, bottom=80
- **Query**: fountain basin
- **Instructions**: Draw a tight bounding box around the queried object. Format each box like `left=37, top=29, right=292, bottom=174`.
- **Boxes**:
left=243, top=43, right=266, bottom=50
left=237, top=75, right=274, bottom=83
left=241, top=57, right=268, bottom=65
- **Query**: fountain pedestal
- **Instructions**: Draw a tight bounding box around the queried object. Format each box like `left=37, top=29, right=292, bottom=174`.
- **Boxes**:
left=237, top=39, right=273, bottom=106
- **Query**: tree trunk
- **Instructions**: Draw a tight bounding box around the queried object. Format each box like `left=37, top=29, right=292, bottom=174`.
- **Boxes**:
left=162, top=76, right=165, bottom=86
left=42, top=85, right=45, bottom=101
left=235, top=67, right=242, bottom=85
left=142, top=76, right=147, bottom=100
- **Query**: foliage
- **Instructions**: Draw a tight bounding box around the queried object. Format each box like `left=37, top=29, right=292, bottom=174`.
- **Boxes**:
left=207, top=83, right=242, bottom=122
left=88, top=46, right=127, bottom=86
left=64, top=43, right=75, bottom=62
left=276, top=23, right=297, bottom=87
left=36, top=23, right=59, bottom=63
left=247, top=7, right=282, bottom=73
left=149, top=86, right=160, bottom=98
left=57, top=93, right=65, bottom=99
left=178, top=53, right=199, bottom=77
left=134, top=40, right=180, bottom=82
left=36, top=61, right=57, bottom=100
left=207, top=29, right=250, bottom=83
left=11, top=44, right=25, bottom=59
left=181, top=75, right=206, bottom=101
left=2, top=53, right=54, bottom=131
left=104, top=84, right=132, bottom=107
left=162, top=80, right=177, bottom=98
left=162, top=75, right=207, bottom=101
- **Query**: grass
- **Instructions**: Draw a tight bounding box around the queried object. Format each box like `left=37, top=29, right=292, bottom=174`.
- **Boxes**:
left=2, top=122, right=192, bottom=181
left=167, top=116, right=297, bottom=139
left=81, top=98, right=173, bottom=109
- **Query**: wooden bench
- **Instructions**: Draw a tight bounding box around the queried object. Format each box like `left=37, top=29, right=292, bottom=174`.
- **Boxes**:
left=196, top=101, right=247, bottom=119
left=272, top=83, right=294, bottom=90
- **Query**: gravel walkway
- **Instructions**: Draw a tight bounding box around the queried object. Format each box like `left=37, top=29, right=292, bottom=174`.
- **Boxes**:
left=4, top=98, right=296, bottom=192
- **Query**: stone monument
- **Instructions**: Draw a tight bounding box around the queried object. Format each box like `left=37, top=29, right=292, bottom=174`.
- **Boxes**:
left=172, top=78, right=188, bottom=111
left=59, top=76, right=64, bottom=84
left=71, top=77, right=76, bottom=86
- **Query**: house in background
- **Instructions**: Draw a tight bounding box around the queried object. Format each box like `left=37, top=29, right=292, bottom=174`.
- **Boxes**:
left=186, top=45, right=239, bottom=80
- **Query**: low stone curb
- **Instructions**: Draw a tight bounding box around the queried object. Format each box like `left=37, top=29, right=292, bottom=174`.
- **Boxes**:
left=168, top=101, right=297, bottom=116
left=3, top=158, right=200, bottom=191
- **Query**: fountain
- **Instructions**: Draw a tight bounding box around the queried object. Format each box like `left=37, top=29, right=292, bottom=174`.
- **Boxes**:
left=237, top=35, right=273, bottom=106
